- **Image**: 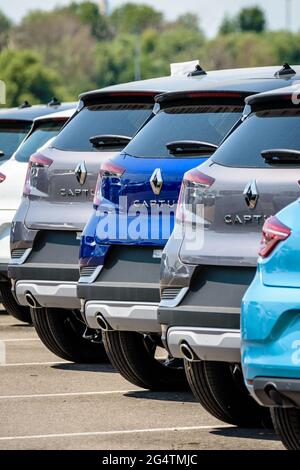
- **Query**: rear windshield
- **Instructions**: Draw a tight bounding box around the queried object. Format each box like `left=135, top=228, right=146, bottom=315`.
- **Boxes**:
left=52, top=103, right=153, bottom=152
left=213, top=108, right=300, bottom=168
left=123, top=104, right=243, bottom=158
left=15, top=120, right=66, bottom=162
left=0, top=121, right=32, bottom=160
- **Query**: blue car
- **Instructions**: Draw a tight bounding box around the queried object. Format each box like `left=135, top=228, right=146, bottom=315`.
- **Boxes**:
left=78, top=72, right=286, bottom=392
left=242, top=199, right=300, bottom=449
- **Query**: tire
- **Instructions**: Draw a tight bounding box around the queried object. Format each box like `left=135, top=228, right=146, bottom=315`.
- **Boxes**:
left=31, top=307, right=108, bottom=363
left=185, top=360, right=272, bottom=428
left=102, top=330, right=189, bottom=391
left=0, top=282, right=32, bottom=324
left=271, top=407, right=300, bottom=450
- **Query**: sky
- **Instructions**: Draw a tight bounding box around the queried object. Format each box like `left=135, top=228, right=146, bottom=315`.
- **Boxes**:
left=0, top=0, right=299, bottom=37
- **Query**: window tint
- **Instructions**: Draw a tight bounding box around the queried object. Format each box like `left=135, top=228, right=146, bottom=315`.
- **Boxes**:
left=15, top=120, right=66, bottom=162
left=53, top=103, right=153, bottom=152
left=124, top=105, right=243, bottom=158
left=0, top=121, right=31, bottom=159
left=213, top=108, right=300, bottom=168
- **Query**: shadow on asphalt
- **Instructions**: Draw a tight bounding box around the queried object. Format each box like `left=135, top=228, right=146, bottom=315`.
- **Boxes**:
left=124, top=390, right=196, bottom=403
left=210, top=427, right=279, bottom=441
left=51, top=363, right=117, bottom=373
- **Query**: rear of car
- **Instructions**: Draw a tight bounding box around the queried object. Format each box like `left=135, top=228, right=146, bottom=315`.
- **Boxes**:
left=159, top=82, right=300, bottom=426
left=78, top=77, right=281, bottom=391
left=242, top=200, right=300, bottom=450
left=8, top=84, right=165, bottom=362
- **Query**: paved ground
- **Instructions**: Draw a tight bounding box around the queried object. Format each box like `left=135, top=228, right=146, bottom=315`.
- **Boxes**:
left=0, top=311, right=284, bottom=450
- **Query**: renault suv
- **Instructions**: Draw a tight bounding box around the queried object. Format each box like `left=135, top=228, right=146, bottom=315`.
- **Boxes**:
left=0, top=108, right=76, bottom=323
left=77, top=66, right=297, bottom=392
left=159, top=79, right=300, bottom=426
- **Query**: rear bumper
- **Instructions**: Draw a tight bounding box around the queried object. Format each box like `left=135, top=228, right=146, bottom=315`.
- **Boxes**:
left=84, top=300, right=160, bottom=333
left=0, top=263, right=8, bottom=282
left=250, top=378, right=300, bottom=408
left=166, top=326, right=241, bottom=363
left=0, top=210, right=15, bottom=268
left=15, top=280, right=80, bottom=309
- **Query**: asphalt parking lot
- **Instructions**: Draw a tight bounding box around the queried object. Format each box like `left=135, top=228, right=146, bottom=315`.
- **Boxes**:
left=0, top=309, right=284, bottom=451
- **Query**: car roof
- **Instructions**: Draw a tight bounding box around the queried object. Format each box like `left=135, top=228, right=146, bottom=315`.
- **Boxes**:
left=80, top=65, right=300, bottom=101
left=246, top=82, right=300, bottom=106
left=33, top=107, right=77, bottom=124
left=0, top=102, right=77, bottom=122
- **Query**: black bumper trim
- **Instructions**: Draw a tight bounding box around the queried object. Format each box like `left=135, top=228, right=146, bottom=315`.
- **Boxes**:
left=9, top=263, right=79, bottom=283
left=78, top=281, right=160, bottom=303
left=253, top=377, right=300, bottom=408
left=0, top=263, right=8, bottom=281
left=158, top=306, right=240, bottom=329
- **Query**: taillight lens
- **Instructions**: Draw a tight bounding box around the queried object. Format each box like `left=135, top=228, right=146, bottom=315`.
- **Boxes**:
left=93, top=160, right=125, bottom=208
left=176, top=168, right=215, bottom=222
left=259, top=216, right=291, bottom=258
left=0, top=172, right=6, bottom=183
left=23, top=153, right=53, bottom=196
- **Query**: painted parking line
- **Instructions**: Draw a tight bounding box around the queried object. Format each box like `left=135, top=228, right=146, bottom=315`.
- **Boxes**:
left=0, top=424, right=231, bottom=442
left=0, top=361, right=70, bottom=367
left=0, top=390, right=139, bottom=400
left=0, top=338, right=39, bottom=342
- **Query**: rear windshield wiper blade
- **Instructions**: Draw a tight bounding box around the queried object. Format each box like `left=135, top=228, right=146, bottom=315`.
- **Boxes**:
left=166, top=140, right=218, bottom=155
left=0, top=150, right=5, bottom=157
left=261, top=149, right=300, bottom=164
left=89, top=134, right=131, bottom=148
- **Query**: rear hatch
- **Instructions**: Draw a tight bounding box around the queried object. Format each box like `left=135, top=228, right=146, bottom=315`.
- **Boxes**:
left=179, top=99, right=300, bottom=266
left=23, top=93, right=156, bottom=231
left=94, top=92, right=248, bottom=247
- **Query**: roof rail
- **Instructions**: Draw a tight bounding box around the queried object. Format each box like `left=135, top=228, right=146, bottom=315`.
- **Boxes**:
left=188, top=64, right=207, bottom=77
left=19, top=100, right=31, bottom=109
left=48, top=97, right=61, bottom=106
left=275, top=63, right=296, bottom=78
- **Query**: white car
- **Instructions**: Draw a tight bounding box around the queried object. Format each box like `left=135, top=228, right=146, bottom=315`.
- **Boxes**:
left=0, top=107, right=76, bottom=322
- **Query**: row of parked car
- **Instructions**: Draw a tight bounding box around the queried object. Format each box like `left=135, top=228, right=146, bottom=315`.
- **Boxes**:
left=1, top=62, right=300, bottom=450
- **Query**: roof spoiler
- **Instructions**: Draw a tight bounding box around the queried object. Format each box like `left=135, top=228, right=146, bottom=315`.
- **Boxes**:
left=156, top=90, right=247, bottom=106
left=170, top=60, right=206, bottom=77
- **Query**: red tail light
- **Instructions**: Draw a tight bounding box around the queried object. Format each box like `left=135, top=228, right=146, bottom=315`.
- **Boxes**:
left=23, top=153, right=53, bottom=196
left=0, top=172, right=6, bottom=183
left=259, top=216, right=291, bottom=258
left=176, top=168, right=215, bottom=222
left=93, top=160, right=125, bottom=208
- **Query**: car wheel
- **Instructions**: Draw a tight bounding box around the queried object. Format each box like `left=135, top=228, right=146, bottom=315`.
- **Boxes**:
left=185, top=360, right=272, bottom=427
left=102, top=330, right=189, bottom=391
left=0, top=282, right=32, bottom=324
left=31, top=307, right=108, bottom=363
left=271, top=407, right=300, bottom=450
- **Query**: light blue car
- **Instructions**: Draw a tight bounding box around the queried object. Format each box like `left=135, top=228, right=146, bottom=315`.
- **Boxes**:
left=242, top=198, right=300, bottom=449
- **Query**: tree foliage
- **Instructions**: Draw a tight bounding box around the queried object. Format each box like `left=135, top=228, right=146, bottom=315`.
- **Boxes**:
left=219, top=6, right=266, bottom=34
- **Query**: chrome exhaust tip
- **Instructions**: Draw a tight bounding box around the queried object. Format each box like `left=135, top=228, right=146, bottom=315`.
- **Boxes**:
left=25, top=292, right=41, bottom=309
left=96, top=313, right=112, bottom=332
left=180, top=342, right=197, bottom=362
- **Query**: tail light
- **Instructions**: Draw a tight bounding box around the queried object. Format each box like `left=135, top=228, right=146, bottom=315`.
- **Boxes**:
left=176, top=168, right=215, bottom=222
left=93, top=160, right=125, bottom=208
left=0, top=172, right=6, bottom=183
left=259, top=216, right=291, bottom=258
left=23, top=152, right=53, bottom=196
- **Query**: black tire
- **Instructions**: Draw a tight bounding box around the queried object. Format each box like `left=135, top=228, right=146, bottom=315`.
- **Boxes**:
left=102, top=330, right=189, bottom=391
left=0, top=282, right=32, bottom=324
left=271, top=407, right=300, bottom=450
left=31, top=307, right=108, bottom=363
left=185, top=360, right=272, bottom=427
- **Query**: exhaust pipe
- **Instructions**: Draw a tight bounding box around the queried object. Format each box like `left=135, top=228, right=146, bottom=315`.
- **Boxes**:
left=180, top=342, right=198, bottom=362
left=96, top=313, right=112, bottom=332
left=264, top=383, right=296, bottom=407
left=25, top=292, right=41, bottom=309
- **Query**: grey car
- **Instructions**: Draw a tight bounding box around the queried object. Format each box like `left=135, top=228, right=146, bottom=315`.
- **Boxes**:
left=8, top=76, right=196, bottom=363
left=158, top=78, right=300, bottom=426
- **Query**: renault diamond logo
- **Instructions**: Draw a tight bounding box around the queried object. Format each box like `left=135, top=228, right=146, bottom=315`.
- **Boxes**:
left=150, top=168, right=163, bottom=195
left=244, top=180, right=259, bottom=209
left=75, top=161, right=87, bottom=186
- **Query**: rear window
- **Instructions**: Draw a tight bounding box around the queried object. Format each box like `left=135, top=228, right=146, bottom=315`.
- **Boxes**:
left=0, top=121, right=31, bottom=160
left=123, top=104, right=243, bottom=158
left=15, top=120, right=66, bottom=162
left=52, top=103, right=153, bottom=152
left=213, top=108, right=300, bottom=168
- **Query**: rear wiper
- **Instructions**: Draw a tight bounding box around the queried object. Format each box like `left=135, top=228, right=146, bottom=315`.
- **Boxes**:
left=0, top=150, right=5, bottom=158
left=261, top=149, right=300, bottom=164
left=166, top=140, right=218, bottom=156
left=89, top=134, right=131, bottom=148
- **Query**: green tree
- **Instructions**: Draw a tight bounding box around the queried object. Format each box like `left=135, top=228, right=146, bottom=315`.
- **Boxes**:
left=238, top=6, right=266, bottom=33
left=61, top=1, right=112, bottom=40
left=219, top=15, right=238, bottom=35
left=0, top=9, right=12, bottom=50
left=110, top=3, right=163, bottom=34
left=173, top=13, right=202, bottom=32
left=0, top=49, right=67, bottom=107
